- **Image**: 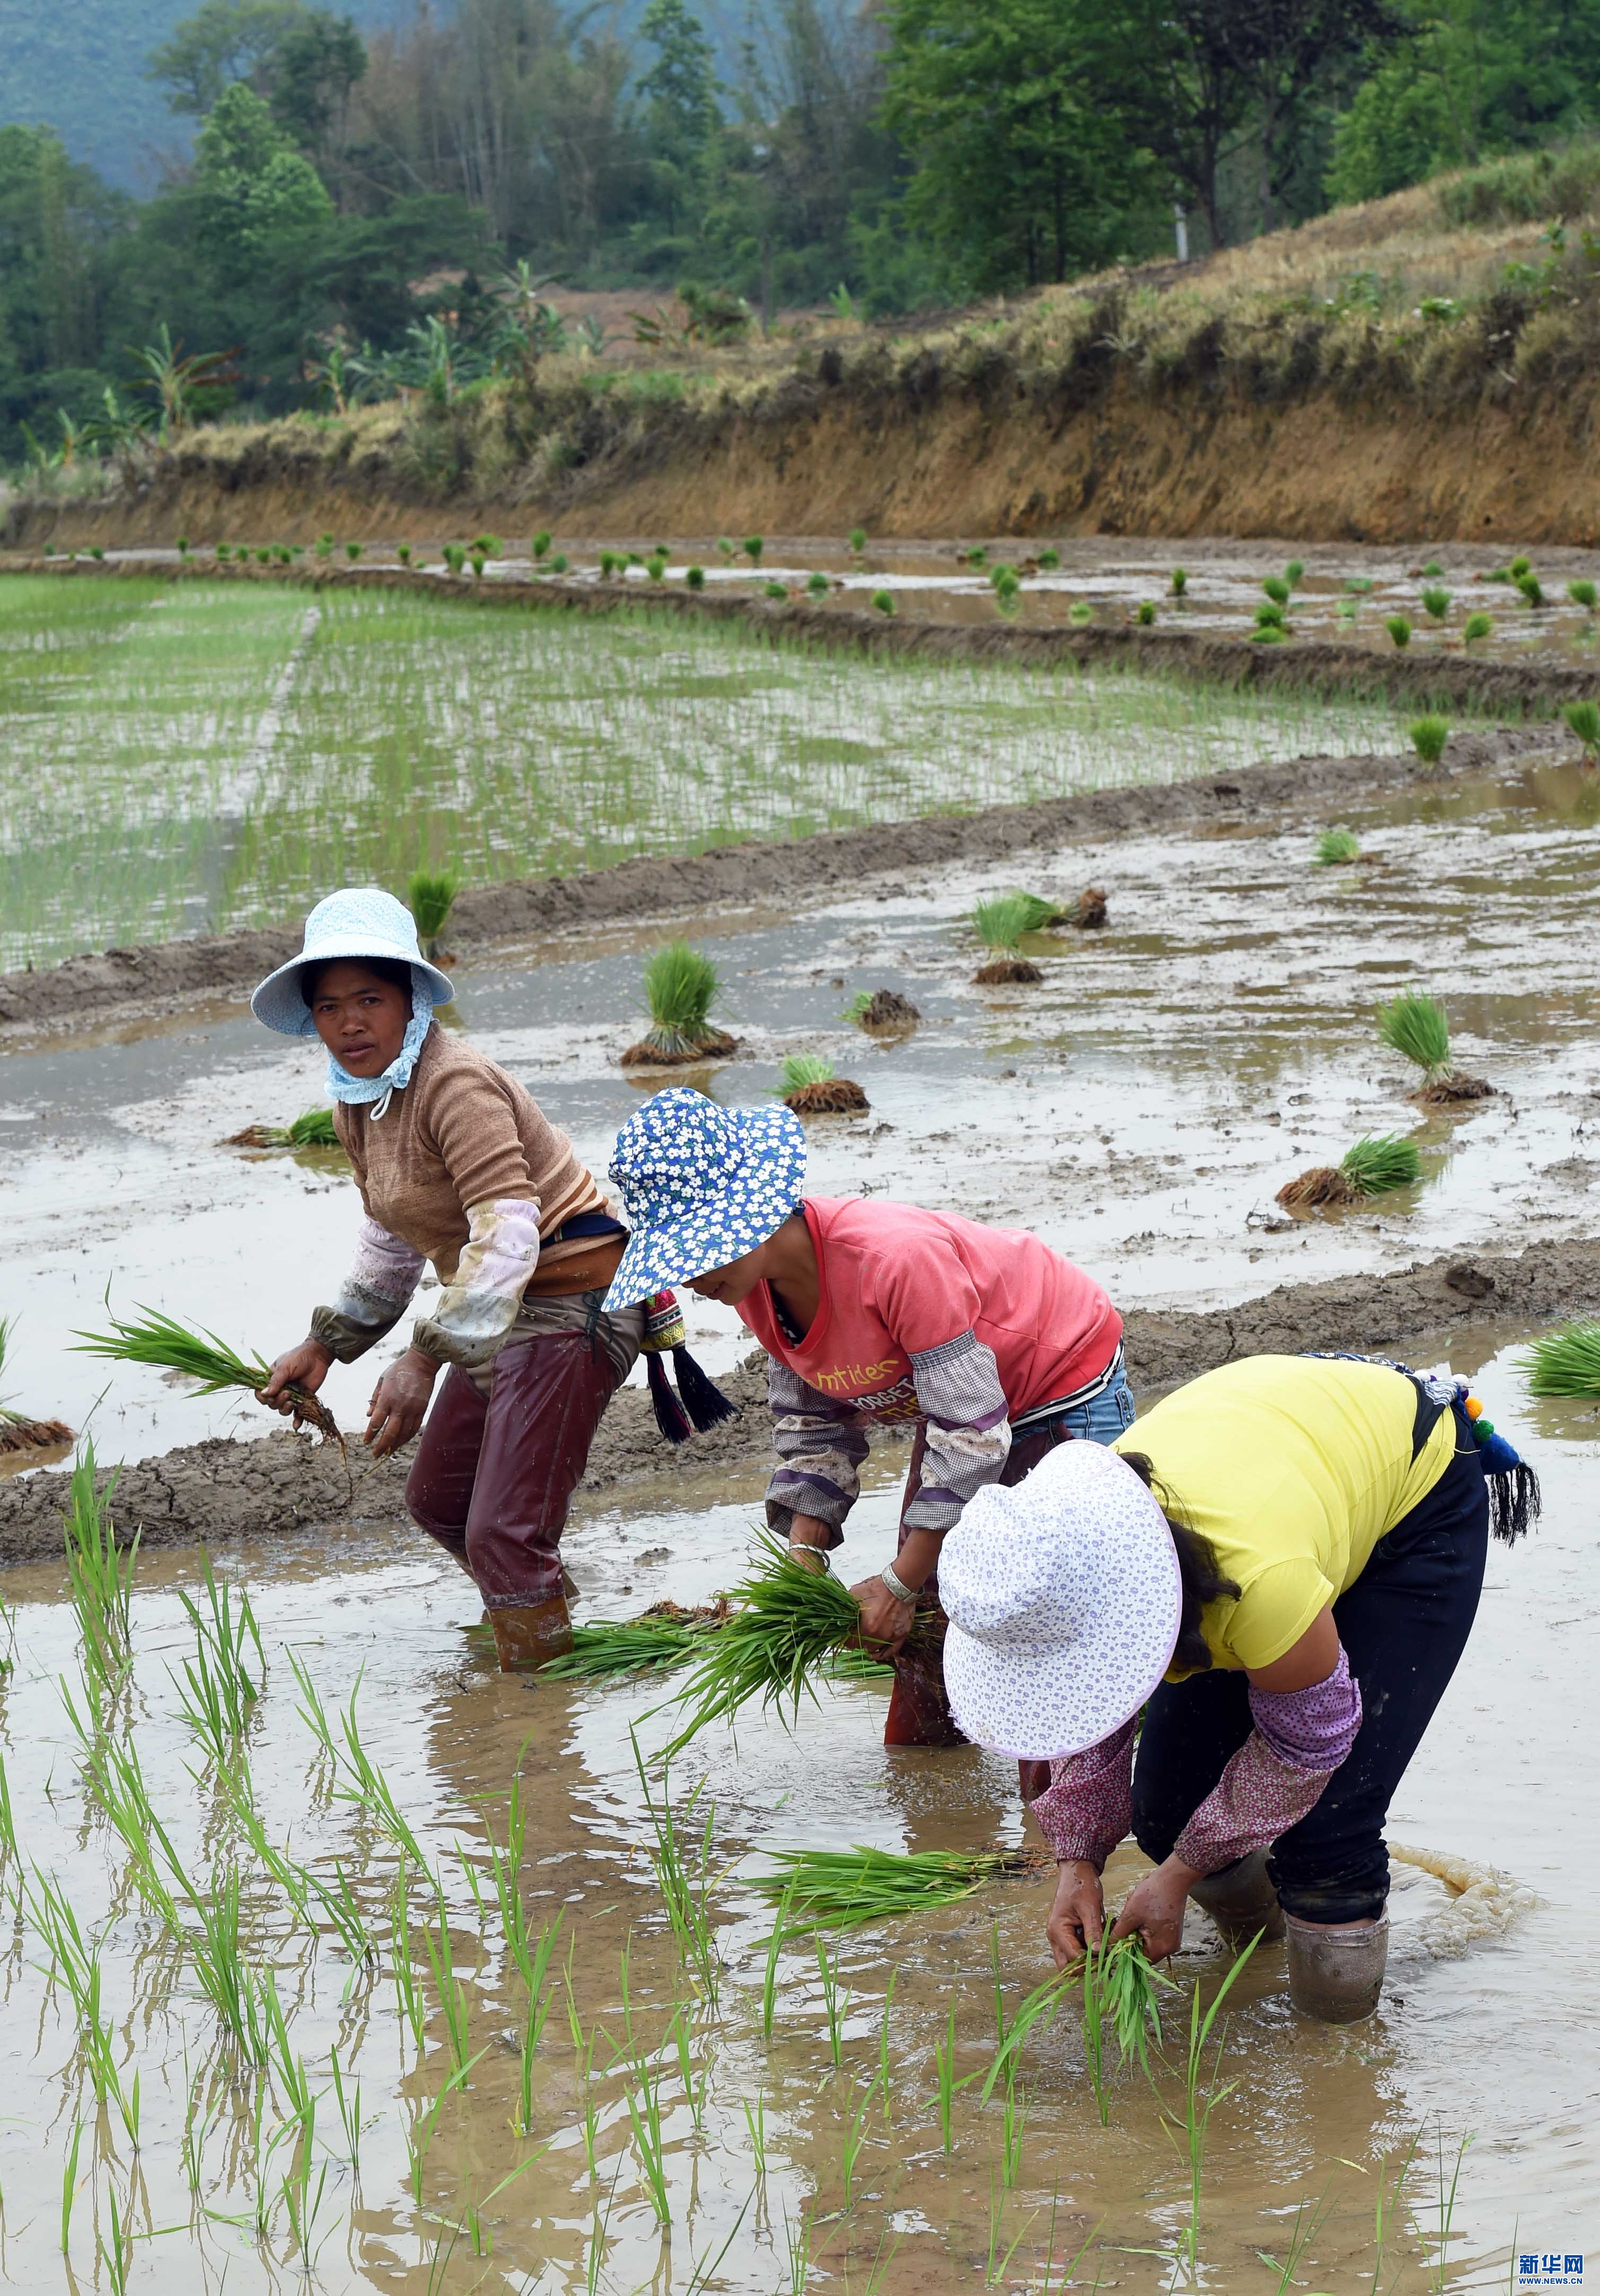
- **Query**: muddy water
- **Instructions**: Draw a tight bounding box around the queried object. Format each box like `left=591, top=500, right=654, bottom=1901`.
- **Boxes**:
left=0, top=1325, right=1589, bottom=2293
left=5, top=749, right=1600, bottom=1457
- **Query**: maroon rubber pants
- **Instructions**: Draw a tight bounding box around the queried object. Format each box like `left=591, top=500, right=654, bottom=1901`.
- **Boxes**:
left=885, top=1421, right=1067, bottom=1802
left=404, top=1327, right=623, bottom=1610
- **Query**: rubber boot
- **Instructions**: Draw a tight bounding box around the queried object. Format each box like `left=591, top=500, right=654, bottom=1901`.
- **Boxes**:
left=1285, top=1912, right=1389, bottom=2023
left=1188, top=1849, right=1286, bottom=1948
left=489, top=1593, right=573, bottom=1671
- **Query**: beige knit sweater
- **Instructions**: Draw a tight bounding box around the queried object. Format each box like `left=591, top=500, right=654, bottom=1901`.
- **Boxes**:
left=331, top=1023, right=605, bottom=1283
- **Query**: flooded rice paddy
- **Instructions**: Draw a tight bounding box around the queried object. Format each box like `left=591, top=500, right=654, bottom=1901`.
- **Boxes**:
left=0, top=576, right=1409, bottom=972
left=0, top=1324, right=1589, bottom=2293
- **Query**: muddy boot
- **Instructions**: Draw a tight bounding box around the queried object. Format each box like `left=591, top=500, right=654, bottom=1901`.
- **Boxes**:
left=489, top=1594, right=573, bottom=1672
left=1188, top=1850, right=1286, bottom=1949
left=1285, top=1912, right=1389, bottom=2023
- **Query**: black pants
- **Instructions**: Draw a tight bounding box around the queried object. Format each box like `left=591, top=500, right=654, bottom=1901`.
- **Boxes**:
left=1131, top=1410, right=1489, bottom=1923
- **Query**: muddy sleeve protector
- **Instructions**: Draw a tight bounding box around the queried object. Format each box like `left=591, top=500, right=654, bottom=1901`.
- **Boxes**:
left=410, top=1197, right=544, bottom=1370
left=310, top=1215, right=427, bottom=1362
left=1030, top=1716, right=1138, bottom=1868
left=1173, top=1650, right=1363, bottom=1876
left=764, top=1361, right=872, bottom=1541
left=901, top=1330, right=1012, bottom=1535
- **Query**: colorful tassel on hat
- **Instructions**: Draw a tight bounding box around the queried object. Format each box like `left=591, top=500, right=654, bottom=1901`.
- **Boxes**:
left=640, top=1291, right=739, bottom=1445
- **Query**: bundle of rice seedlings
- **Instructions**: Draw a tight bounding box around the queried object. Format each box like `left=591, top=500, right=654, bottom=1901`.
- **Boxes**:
left=1484, top=565, right=1514, bottom=583
left=647, top=556, right=667, bottom=583
left=0, top=1317, right=74, bottom=1454
left=1516, top=572, right=1545, bottom=608
left=742, top=536, right=764, bottom=564
left=215, top=544, right=230, bottom=560
left=972, top=895, right=1043, bottom=985
left=1262, top=575, right=1290, bottom=607
left=849, top=527, right=867, bottom=553
left=1421, top=585, right=1452, bottom=621
left=1463, top=611, right=1493, bottom=644
left=317, top=531, right=334, bottom=555
left=274, top=546, right=291, bottom=565
left=1037, top=548, right=1060, bottom=569
left=406, top=866, right=459, bottom=960
left=961, top=546, right=988, bottom=568
left=1255, top=601, right=1286, bottom=631
left=177, top=536, right=190, bottom=555
left=990, top=564, right=1019, bottom=594
left=619, top=942, right=739, bottom=1066
left=806, top=570, right=829, bottom=597
left=716, top=537, right=736, bottom=557
left=764, top=580, right=787, bottom=600
left=253, top=548, right=270, bottom=565
left=1250, top=625, right=1287, bottom=645
left=1313, top=826, right=1362, bottom=865
left=73, top=1309, right=342, bottom=1445
left=470, top=553, right=486, bottom=577
left=397, top=543, right=413, bottom=566
left=1376, top=989, right=1491, bottom=1101
left=443, top=543, right=466, bottom=575
left=776, top=1054, right=868, bottom=1115
left=1170, top=566, right=1187, bottom=595
left=1386, top=614, right=1412, bottom=648
left=599, top=549, right=618, bottom=577
left=1284, top=558, right=1305, bottom=589
left=871, top=590, right=895, bottom=616
left=537, top=1599, right=731, bottom=1680
left=752, top=1845, right=1049, bottom=1933
left=1410, top=715, right=1448, bottom=769
left=1276, top=1133, right=1422, bottom=1210
left=846, top=988, right=920, bottom=1029
left=550, top=553, right=569, bottom=573
left=1345, top=575, right=1374, bottom=594
left=1136, top=600, right=1157, bottom=625
left=1006, top=891, right=1071, bottom=930
left=664, top=1532, right=908, bottom=1755
left=1510, top=554, right=1532, bottom=578
left=532, top=531, right=552, bottom=558
left=1422, top=559, right=1444, bottom=577
left=686, top=563, right=705, bottom=590
left=1518, top=1320, right=1600, bottom=1398
left=345, top=541, right=362, bottom=563
left=1563, top=699, right=1600, bottom=760
left=1567, top=579, right=1597, bottom=611
left=1068, top=601, right=1092, bottom=625
left=472, top=534, right=502, bottom=557
left=221, top=1108, right=340, bottom=1151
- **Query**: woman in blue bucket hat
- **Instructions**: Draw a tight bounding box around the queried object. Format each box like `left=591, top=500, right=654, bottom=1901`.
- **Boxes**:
left=605, top=1088, right=1132, bottom=1785
left=252, top=889, right=731, bottom=1670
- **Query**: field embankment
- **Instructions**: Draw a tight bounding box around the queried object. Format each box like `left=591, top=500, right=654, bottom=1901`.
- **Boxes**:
left=14, top=165, right=1600, bottom=550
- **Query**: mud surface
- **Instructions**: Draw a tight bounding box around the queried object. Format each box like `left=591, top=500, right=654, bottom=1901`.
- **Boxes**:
left=1, top=1239, right=1584, bottom=1563
left=0, top=637, right=1553, bottom=1038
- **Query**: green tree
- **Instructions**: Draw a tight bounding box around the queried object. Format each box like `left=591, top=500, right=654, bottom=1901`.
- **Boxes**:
left=270, top=13, right=368, bottom=155
left=638, top=0, right=721, bottom=160
left=191, top=81, right=334, bottom=280
left=147, top=0, right=311, bottom=116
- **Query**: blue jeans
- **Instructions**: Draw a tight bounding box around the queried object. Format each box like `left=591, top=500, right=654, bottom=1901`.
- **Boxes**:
left=1024, top=1366, right=1137, bottom=1448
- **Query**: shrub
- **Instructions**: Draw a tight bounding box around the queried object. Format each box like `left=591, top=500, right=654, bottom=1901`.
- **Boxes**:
left=1170, top=567, right=1187, bottom=595
left=1385, top=614, right=1412, bottom=647
left=686, top=563, right=705, bottom=590
left=1563, top=699, right=1600, bottom=757
left=1136, top=600, right=1157, bottom=625
left=1420, top=585, right=1451, bottom=620
left=1463, top=611, right=1493, bottom=644
left=1410, top=714, right=1449, bottom=766
left=1568, top=579, right=1598, bottom=610
left=742, top=535, right=764, bottom=564
left=806, top=571, right=829, bottom=597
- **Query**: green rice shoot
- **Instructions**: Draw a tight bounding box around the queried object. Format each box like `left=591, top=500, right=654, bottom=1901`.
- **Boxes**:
left=751, top=1845, right=1045, bottom=1933
left=1339, top=1134, right=1422, bottom=1197
left=1376, top=990, right=1453, bottom=1081
left=72, top=1307, right=341, bottom=1443
left=1313, top=826, right=1362, bottom=865
left=638, top=941, right=723, bottom=1058
left=972, top=893, right=1035, bottom=951
left=1518, top=1320, right=1600, bottom=1398
left=1410, top=715, right=1449, bottom=767
left=285, top=1108, right=339, bottom=1147
left=0, top=1315, right=72, bottom=1447
left=1563, top=700, right=1600, bottom=755
left=1463, top=611, right=1493, bottom=644
left=777, top=1053, right=836, bottom=1093
left=1005, top=891, right=1068, bottom=929
left=405, top=867, right=459, bottom=957
left=1385, top=614, right=1412, bottom=648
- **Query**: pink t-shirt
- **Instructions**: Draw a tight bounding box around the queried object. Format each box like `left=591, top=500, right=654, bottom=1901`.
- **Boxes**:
left=736, top=1197, right=1121, bottom=1425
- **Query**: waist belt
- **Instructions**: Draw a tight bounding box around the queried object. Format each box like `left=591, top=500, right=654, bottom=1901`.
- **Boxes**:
left=1009, top=1343, right=1125, bottom=1439
left=547, top=1211, right=627, bottom=1245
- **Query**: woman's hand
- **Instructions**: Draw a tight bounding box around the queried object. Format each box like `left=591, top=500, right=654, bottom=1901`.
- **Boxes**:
left=1109, top=1854, right=1202, bottom=1961
left=1047, top=1859, right=1106, bottom=1968
left=849, top=1574, right=917, bottom=1653
left=259, top=1338, right=335, bottom=1414
left=364, top=1348, right=439, bottom=1457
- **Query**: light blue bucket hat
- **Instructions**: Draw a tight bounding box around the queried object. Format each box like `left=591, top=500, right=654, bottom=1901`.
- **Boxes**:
left=250, top=887, right=454, bottom=1036
left=603, top=1088, right=808, bottom=1312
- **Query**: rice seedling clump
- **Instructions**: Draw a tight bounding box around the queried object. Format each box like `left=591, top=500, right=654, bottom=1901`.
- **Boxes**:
left=1463, top=611, right=1493, bottom=644
left=1376, top=988, right=1492, bottom=1101
left=806, top=570, right=829, bottom=596
left=1385, top=614, right=1412, bottom=648
left=1563, top=699, right=1600, bottom=759
left=0, top=1316, right=74, bottom=1453
left=73, top=1307, right=343, bottom=1444
left=1276, top=1133, right=1421, bottom=1210
left=537, top=1599, right=732, bottom=1680
left=971, top=895, right=1043, bottom=984
left=871, top=589, right=895, bottom=616
left=1519, top=1320, right=1600, bottom=1398
left=620, top=942, right=740, bottom=1066
left=776, top=1054, right=869, bottom=1115
left=1567, top=579, right=1597, bottom=610
left=1410, top=715, right=1449, bottom=769
left=754, top=1845, right=1048, bottom=1933
left=847, top=987, right=920, bottom=1029
left=405, top=866, right=459, bottom=959
left=1313, top=825, right=1362, bottom=865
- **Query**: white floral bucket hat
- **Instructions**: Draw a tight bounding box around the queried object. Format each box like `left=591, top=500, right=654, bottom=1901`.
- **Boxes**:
left=940, top=1440, right=1182, bottom=1762
left=250, top=887, right=455, bottom=1037
left=604, top=1088, right=807, bottom=1312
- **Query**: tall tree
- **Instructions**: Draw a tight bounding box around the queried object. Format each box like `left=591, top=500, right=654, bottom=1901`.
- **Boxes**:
left=148, top=0, right=312, bottom=117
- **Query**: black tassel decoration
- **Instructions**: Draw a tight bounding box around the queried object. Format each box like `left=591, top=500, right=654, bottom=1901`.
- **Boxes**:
left=671, top=1344, right=739, bottom=1433
left=646, top=1352, right=693, bottom=1444
left=1487, top=1460, right=1541, bottom=1545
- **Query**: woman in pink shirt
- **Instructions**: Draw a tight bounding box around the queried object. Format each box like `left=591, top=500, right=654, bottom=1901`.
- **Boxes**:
left=605, top=1088, right=1132, bottom=1760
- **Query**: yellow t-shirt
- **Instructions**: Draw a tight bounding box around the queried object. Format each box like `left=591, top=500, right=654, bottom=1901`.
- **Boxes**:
left=1111, top=1355, right=1459, bottom=1677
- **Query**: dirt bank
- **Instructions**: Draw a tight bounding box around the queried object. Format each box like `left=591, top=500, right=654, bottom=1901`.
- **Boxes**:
left=0, top=1240, right=1570, bottom=1564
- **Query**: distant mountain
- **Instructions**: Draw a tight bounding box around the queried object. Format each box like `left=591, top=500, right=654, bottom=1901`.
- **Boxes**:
left=0, top=0, right=413, bottom=190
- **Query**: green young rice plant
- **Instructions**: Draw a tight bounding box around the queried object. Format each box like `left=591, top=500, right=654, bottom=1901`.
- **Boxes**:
left=1567, top=578, right=1597, bottom=610
left=777, top=1053, right=837, bottom=1094
left=665, top=1532, right=882, bottom=1756
left=1510, top=554, right=1531, bottom=577
left=1004, top=890, right=1068, bottom=928
left=538, top=1609, right=719, bottom=1678
left=972, top=893, right=1035, bottom=952
left=1518, top=1318, right=1600, bottom=1397
left=871, top=589, right=895, bottom=615
left=647, top=555, right=667, bottom=583
left=1345, top=574, right=1375, bottom=593
left=470, top=554, right=486, bottom=578
left=1284, top=558, right=1305, bottom=588
left=1256, top=2178, right=1336, bottom=2292
left=1421, top=585, right=1452, bottom=620
left=406, top=865, right=459, bottom=958
left=472, top=534, right=501, bottom=557
left=754, top=1845, right=1046, bottom=1933
left=764, top=580, right=787, bottom=599
left=61, top=1444, right=136, bottom=1692
left=624, top=2052, right=674, bottom=2224
left=397, top=544, right=412, bottom=566
left=532, top=530, right=552, bottom=558
left=1386, top=613, right=1412, bottom=647
left=849, top=527, right=867, bottom=552
left=686, top=563, right=705, bottom=590
left=635, top=940, right=724, bottom=1060
left=443, top=543, right=466, bottom=574
left=1314, top=826, right=1362, bottom=865
left=1516, top=571, right=1545, bottom=608
left=1000, top=2070, right=1027, bottom=2188
left=760, top=1884, right=791, bottom=2041
left=1166, top=1937, right=1260, bottom=2274
left=1170, top=566, right=1187, bottom=595
left=1255, top=601, right=1286, bottom=630
left=630, top=1731, right=720, bottom=2001
left=1037, top=547, right=1061, bottom=569
left=841, top=2071, right=877, bottom=2204
left=935, top=2002, right=960, bottom=2152
left=743, top=535, right=764, bottom=563
left=1262, top=575, right=1290, bottom=607
left=1563, top=699, right=1600, bottom=757
left=715, top=536, right=735, bottom=557
left=1371, top=2126, right=1424, bottom=2292
left=170, top=1554, right=265, bottom=1764
left=1463, top=610, right=1493, bottom=644
left=1410, top=714, right=1449, bottom=767
left=807, top=569, right=829, bottom=596
left=1377, top=989, right=1454, bottom=1082
left=423, top=1890, right=474, bottom=2071
left=74, top=1307, right=339, bottom=1442
left=1429, top=2126, right=1474, bottom=2293
left=1136, top=600, right=1156, bottom=625
left=816, top=1934, right=847, bottom=2070
left=1339, top=1134, right=1423, bottom=1198
left=1068, top=600, right=1092, bottom=624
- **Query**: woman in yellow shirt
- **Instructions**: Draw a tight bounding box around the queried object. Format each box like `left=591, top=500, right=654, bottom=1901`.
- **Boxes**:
left=935, top=1353, right=1537, bottom=2021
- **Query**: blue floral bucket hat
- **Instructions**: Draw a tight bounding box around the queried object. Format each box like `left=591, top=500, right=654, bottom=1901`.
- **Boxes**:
left=603, top=1088, right=808, bottom=1312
